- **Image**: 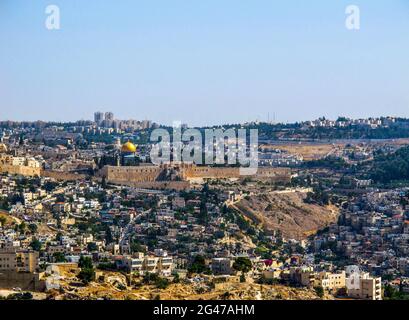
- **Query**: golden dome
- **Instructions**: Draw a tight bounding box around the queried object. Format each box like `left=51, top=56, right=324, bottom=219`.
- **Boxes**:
left=121, top=141, right=137, bottom=153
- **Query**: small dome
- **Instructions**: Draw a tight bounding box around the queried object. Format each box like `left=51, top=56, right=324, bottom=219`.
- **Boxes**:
left=0, top=144, right=7, bottom=153
left=121, top=141, right=137, bottom=153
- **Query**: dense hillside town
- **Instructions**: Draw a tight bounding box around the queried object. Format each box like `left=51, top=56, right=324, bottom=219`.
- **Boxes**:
left=2, top=115, right=409, bottom=300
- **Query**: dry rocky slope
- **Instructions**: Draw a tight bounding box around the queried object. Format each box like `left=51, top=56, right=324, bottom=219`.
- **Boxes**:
left=234, top=191, right=338, bottom=240
left=51, top=278, right=331, bottom=300
left=33, top=269, right=333, bottom=300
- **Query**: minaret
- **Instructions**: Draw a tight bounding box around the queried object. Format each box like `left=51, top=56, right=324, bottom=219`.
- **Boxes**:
left=115, top=137, right=121, bottom=150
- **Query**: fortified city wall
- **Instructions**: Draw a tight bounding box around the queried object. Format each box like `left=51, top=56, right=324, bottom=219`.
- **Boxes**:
left=101, top=165, right=163, bottom=183
left=42, top=170, right=87, bottom=181
left=108, top=181, right=191, bottom=191
left=101, top=164, right=292, bottom=185
left=183, top=166, right=291, bottom=181
left=0, top=165, right=41, bottom=177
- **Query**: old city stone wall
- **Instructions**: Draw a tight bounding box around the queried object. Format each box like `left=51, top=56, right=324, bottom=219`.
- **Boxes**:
left=183, top=166, right=241, bottom=179
left=109, top=181, right=191, bottom=191
left=101, top=164, right=292, bottom=185
left=102, top=165, right=163, bottom=183
left=0, top=165, right=41, bottom=177
left=183, top=166, right=291, bottom=181
left=42, top=170, right=87, bottom=181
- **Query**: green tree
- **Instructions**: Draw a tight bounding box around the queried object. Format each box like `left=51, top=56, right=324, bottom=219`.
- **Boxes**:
left=233, top=257, right=252, bottom=274
left=188, top=255, right=209, bottom=274
left=19, top=134, right=24, bottom=146
left=130, top=240, right=146, bottom=253
left=101, top=176, right=107, bottom=188
left=314, top=286, right=324, bottom=298
left=198, top=201, right=209, bottom=224
left=155, top=277, right=169, bottom=289
left=78, top=256, right=93, bottom=269
left=28, top=223, right=38, bottom=234
left=53, top=252, right=67, bottom=263
left=55, top=232, right=63, bottom=243
left=78, top=267, right=95, bottom=284
left=384, top=284, right=396, bottom=299
left=87, top=242, right=98, bottom=252
left=105, top=226, right=113, bottom=244
left=18, top=222, right=26, bottom=234
left=44, top=181, right=58, bottom=192
left=0, top=216, right=7, bottom=226
left=173, top=273, right=180, bottom=283
left=78, top=256, right=95, bottom=284
left=29, top=238, right=42, bottom=251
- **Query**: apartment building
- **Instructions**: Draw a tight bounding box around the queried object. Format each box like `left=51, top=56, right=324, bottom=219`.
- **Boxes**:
left=314, top=271, right=346, bottom=292
left=289, top=266, right=315, bottom=287
left=289, top=267, right=346, bottom=292
left=122, top=252, right=173, bottom=276
left=211, top=258, right=234, bottom=275
left=347, top=272, right=382, bottom=300
left=0, top=250, right=39, bottom=273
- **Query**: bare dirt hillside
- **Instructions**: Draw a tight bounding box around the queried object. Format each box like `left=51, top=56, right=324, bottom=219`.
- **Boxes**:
left=234, top=191, right=338, bottom=240
left=44, top=269, right=334, bottom=300
left=261, top=143, right=339, bottom=160
left=0, top=210, right=21, bottom=226
left=52, top=279, right=331, bottom=300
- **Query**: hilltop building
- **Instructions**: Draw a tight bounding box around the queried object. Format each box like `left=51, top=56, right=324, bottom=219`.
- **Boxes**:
left=0, top=145, right=41, bottom=177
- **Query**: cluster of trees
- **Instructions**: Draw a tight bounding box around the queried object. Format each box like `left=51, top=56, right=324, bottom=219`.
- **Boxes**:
left=130, top=239, right=146, bottom=254
left=30, top=238, right=42, bottom=251
left=82, top=132, right=116, bottom=145
left=212, top=119, right=409, bottom=140
left=142, top=273, right=170, bottom=289
left=302, top=157, right=348, bottom=170
left=0, top=198, right=10, bottom=211
left=232, top=257, right=252, bottom=274
left=370, top=146, right=409, bottom=183
left=97, top=261, right=116, bottom=271
left=314, top=286, right=324, bottom=298
left=384, top=283, right=409, bottom=300
left=305, top=185, right=330, bottom=205
left=197, top=184, right=220, bottom=225
left=0, top=193, right=25, bottom=207
left=14, top=222, right=38, bottom=236
left=299, top=126, right=409, bottom=140
left=44, top=181, right=59, bottom=192
left=53, top=252, right=66, bottom=263
left=78, top=256, right=95, bottom=284
left=0, top=216, right=7, bottom=226
left=188, top=255, right=211, bottom=274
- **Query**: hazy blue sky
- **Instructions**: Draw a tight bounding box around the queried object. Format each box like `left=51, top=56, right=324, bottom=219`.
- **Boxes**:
left=0, top=0, right=408, bottom=126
